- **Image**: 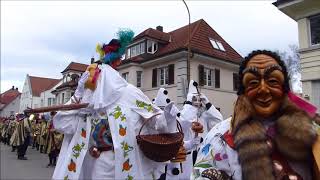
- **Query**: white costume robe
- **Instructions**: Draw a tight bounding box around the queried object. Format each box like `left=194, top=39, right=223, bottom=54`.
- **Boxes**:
left=178, top=102, right=223, bottom=179
left=53, top=64, right=177, bottom=180
left=52, top=102, right=94, bottom=180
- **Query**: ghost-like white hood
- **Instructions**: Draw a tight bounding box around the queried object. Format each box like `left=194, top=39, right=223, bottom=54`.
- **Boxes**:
left=188, top=80, right=198, bottom=95
left=153, top=88, right=171, bottom=108
left=90, top=64, right=128, bottom=110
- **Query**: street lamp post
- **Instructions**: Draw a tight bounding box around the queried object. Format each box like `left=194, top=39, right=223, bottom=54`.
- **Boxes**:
left=182, top=0, right=191, bottom=86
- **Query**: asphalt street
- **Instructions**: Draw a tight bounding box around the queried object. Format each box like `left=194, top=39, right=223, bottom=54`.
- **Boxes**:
left=1, top=143, right=54, bottom=180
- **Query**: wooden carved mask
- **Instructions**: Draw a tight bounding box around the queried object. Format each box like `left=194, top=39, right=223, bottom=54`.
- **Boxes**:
left=242, top=54, right=285, bottom=118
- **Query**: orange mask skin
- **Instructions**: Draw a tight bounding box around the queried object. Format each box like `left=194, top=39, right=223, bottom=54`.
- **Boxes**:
left=242, top=54, right=285, bottom=118
left=85, top=63, right=98, bottom=91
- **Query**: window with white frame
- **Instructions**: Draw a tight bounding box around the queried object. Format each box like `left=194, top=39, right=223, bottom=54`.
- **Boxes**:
left=127, top=48, right=131, bottom=58
left=136, top=45, right=141, bottom=56
left=216, top=41, right=225, bottom=51
left=152, top=64, right=174, bottom=87
left=159, top=67, right=169, bottom=86
left=131, top=46, right=137, bottom=57
left=140, top=43, right=145, bottom=54
left=126, top=42, right=146, bottom=59
left=136, top=71, right=142, bottom=87
left=52, top=98, right=56, bottom=106
left=210, top=39, right=219, bottom=49
left=147, top=40, right=158, bottom=54
left=48, top=98, right=52, bottom=106
left=203, top=68, right=213, bottom=86
left=310, top=14, right=320, bottom=46
left=122, top=72, right=129, bottom=81
left=209, top=38, right=225, bottom=51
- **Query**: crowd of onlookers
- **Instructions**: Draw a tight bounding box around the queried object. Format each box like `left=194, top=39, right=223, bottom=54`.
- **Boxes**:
left=0, top=112, right=63, bottom=167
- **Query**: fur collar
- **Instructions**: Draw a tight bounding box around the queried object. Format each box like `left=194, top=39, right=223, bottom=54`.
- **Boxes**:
left=231, top=95, right=317, bottom=180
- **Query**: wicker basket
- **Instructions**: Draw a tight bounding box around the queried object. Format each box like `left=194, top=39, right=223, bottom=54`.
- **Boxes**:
left=136, top=119, right=184, bottom=162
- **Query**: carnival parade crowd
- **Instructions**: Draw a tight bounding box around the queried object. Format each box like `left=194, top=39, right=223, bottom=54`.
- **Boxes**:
left=1, top=29, right=319, bottom=180
left=0, top=111, right=63, bottom=167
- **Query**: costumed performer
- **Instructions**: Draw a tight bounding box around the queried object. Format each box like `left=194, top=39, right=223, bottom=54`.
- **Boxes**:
left=153, top=88, right=204, bottom=180
left=46, top=111, right=63, bottom=167
left=192, top=50, right=320, bottom=180
left=53, top=29, right=180, bottom=180
left=12, top=113, right=32, bottom=160
left=178, top=80, right=223, bottom=177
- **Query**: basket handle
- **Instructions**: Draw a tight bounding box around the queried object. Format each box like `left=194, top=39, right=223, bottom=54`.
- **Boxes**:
left=138, top=117, right=183, bottom=136
left=138, top=112, right=160, bottom=136
left=176, top=120, right=183, bottom=134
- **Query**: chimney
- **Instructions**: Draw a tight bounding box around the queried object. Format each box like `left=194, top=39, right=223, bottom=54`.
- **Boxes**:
left=91, top=57, right=95, bottom=64
left=156, top=26, right=163, bottom=32
left=15, top=88, right=18, bottom=91
left=12, top=86, right=14, bottom=90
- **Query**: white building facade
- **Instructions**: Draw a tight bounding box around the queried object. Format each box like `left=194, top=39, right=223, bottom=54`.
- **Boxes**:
left=118, top=19, right=242, bottom=117
left=19, top=74, right=60, bottom=112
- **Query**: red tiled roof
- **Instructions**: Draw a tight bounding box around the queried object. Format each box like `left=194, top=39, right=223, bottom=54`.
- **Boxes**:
left=61, top=62, right=88, bottom=73
left=0, top=88, right=21, bottom=110
left=29, top=76, right=60, bottom=97
left=124, top=19, right=243, bottom=65
left=54, top=80, right=78, bottom=92
left=133, top=28, right=171, bottom=42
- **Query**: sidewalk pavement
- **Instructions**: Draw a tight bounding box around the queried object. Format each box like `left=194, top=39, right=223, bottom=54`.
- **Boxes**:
left=1, top=144, right=54, bottom=180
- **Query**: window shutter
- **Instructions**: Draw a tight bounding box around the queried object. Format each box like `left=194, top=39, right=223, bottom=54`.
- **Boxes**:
left=198, top=65, right=204, bottom=86
left=152, top=68, right=157, bottom=87
left=215, top=69, right=220, bottom=88
left=168, top=64, right=175, bottom=85
left=233, top=73, right=239, bottom=91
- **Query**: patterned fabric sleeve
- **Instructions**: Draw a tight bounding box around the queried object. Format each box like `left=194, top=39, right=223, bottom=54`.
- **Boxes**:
left=192, top=119, right=233, bottom=180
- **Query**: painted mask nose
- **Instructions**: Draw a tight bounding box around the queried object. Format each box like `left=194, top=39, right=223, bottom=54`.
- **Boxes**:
left=258, top=79, right=270, bottom=95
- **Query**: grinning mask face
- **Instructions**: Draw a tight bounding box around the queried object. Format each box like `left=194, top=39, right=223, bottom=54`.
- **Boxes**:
left=242, top=54, right=285, bottom=118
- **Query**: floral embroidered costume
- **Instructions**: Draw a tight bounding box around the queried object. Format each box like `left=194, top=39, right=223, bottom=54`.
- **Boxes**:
left=53, top=63, right=178, bottom=180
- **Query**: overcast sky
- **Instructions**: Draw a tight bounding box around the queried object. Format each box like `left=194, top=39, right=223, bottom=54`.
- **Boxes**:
left=1, top=1, right=298, bottom=93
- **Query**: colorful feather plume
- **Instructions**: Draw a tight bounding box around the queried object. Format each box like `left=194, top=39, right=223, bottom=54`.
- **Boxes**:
left=96, top=43, right=105, bottom=60
left=96, top=29, right=134, bottom=67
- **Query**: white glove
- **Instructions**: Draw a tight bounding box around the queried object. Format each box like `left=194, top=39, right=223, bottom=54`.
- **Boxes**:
left=184, top=136, right=201, bottom=151
left=200, top=93, right=210, bottom=104
left=74, top=71, right=90, bottom=100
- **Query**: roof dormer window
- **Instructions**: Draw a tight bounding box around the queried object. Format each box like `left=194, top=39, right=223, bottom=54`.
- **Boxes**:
left=126, top=42, right=146, bottom=59
left=147, top=40, right=158, bottom=54
left=209, top=38, right=225, bottom=51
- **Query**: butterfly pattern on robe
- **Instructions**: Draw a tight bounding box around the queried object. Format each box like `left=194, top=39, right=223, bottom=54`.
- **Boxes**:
left=92, top=118, right=113, bottom=147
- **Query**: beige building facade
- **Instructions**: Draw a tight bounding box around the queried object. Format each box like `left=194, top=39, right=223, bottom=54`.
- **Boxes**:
left=274, top=0, right=320, bottom=111
left=52, top=62, right=88, bottom=105
left=118, top=19, right=242, bottom=118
